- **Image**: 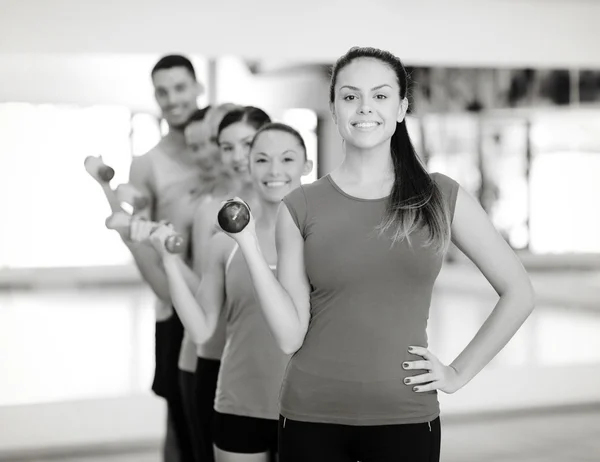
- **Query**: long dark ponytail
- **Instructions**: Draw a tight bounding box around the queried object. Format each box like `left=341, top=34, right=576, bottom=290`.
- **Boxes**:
left=329, top=47, right=450, bottom=252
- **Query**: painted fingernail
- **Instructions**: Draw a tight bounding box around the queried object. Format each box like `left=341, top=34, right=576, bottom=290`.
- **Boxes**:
left=402, top=362, right=409, bottom=369
left=413, top=386, right=419, bottom=392
left=408, top=346, right=414, bottom=352
left=404, top=378, right=411, bottom=384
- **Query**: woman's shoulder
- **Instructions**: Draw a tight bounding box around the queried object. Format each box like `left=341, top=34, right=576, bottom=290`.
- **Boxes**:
left=430, top=171, right=460, bottom=195
left=429, top=171, right=457, bottom=185
left=207, top=231, right=238, bottom=263
left=286, top=175, right=333, bottom=202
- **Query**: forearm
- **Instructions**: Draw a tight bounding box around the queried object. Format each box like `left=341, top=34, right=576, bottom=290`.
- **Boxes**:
left=124, top=240, right=172, bottom=304
left=239, top=237, right=305, bottom=354
left=451, top=284, right=535, bottom=387
left=177, top=258, right=202, bottom=294
left=163, top=256, right=216, bottom=344
left=101, top=183, right=122, bottom=214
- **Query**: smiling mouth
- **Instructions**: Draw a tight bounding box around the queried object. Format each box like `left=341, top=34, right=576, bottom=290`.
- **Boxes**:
left=263, top=181, right=290, bottom=188
left=352, top=121, right=381, bottom=129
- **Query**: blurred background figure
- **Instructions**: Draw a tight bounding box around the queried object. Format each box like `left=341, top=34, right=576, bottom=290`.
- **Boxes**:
left=0, top=1, right=599, bottom=462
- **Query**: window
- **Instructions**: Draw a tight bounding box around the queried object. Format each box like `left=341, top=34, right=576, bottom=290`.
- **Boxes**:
left=415, top=109, right=600, bottom=254
left=281, top=108, right=319, bottom=184
left=480, top=117, right=530, bottom=249
left=0, top=103, right=161, bottom=268
left=421, top=113, right=482, bottom=196
left=529, top=111, right=600, bottom=253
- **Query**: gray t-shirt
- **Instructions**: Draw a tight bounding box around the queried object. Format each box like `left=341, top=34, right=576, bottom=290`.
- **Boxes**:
left=280, top=172, right=459, bottom=426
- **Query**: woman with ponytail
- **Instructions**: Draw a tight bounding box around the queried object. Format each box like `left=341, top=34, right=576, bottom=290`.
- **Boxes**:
left=220, top=47, right=535, bottom=461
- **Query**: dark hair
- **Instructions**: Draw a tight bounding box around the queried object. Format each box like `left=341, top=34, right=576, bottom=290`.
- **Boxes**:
left=330, top=47, right=450, bottom=252
left=217, top=106, right=271, bottom=141
left=250, top=122, right=307, bottom=159
left=184, top=106, right=212, bottom=128
left=152, top=55, right=196, bottom=80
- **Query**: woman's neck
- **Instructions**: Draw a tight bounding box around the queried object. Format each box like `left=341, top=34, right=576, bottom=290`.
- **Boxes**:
left=234, top=179, right=255, bottom=198
left=197, top=156, right=222, bottom=179
left=256, top=200, right=280, bottom=230
left=337, top=141, right=394, bottom=185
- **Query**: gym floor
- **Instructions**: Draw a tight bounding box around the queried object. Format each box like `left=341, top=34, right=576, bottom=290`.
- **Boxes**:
left=1, top=262, right=599, bottom=461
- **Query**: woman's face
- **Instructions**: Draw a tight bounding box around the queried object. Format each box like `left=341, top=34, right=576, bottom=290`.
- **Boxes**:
left=249, top=129, right=312, bottom=204
left=183, top=120, right=220, bottom=167
left=218, top=121, right=257, bottom=182
left=332, top=57, right=406, bottom=150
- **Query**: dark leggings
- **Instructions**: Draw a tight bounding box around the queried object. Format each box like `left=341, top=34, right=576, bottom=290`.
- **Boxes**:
left=193, top=357, right=221, bottom=462
left=180, top=369, right=202, bottom=462
left=278, top=416, right=441, bottom=462
left=152, top=313, right=194, bottom=462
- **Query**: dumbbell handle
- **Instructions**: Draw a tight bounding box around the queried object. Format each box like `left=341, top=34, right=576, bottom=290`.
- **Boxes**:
left=105, top=212, right=185, bottom=254
left=84, top=156, right=115, bottom=183
left=115, top=183, right=150, bottom=212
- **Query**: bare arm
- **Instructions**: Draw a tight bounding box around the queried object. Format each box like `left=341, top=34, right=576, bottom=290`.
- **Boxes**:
left=447, top=187, right=535, bottom=384
left=232, top=202, right=311, bottom=354
left=161, top=232, right=230, bottom=344
left=85, top=156, right=122, bottom=214
left=192, top=199, right=221, bottom=275
left=124, top=156, right=172, bottom=303
left=150, top=198, right=223, bottom=302
left=407, top=186, right=535, bottom=394
left=100, top=183, right=122, bottom=214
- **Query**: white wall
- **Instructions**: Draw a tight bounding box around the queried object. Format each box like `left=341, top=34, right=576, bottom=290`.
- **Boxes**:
left=0, top=53, right=209, bottom=112
left=1, top=0, right=599, bottom=68
left=215, top=57, right=330, bottom=113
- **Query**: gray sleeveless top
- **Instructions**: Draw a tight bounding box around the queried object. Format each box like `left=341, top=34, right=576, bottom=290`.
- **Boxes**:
left=214, top=244, right=291, bottom=419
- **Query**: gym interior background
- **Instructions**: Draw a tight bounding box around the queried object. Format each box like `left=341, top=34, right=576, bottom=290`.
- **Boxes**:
left=0, top=1, right=599, bottom=461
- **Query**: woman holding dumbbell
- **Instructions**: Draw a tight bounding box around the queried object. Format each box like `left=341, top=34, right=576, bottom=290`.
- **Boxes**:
left=190, top=106, right=272, bottom=264
left=131, top=105, right=272, bottom=462
left=215, top=47, right=535, bottom=462
left=186, top=106, right=272, bottom=462
left=149, top=123, right=313, bottom=462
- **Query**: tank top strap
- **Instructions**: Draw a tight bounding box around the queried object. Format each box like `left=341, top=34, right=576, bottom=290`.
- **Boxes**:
left=225, top=243, right=239, bottom=275
left=224, top=241, right=277, bottom=274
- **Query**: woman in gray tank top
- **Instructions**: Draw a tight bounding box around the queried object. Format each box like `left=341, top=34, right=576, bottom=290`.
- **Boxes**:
left=149, top=123, right=313, bottom=462
left=133, top=105, right=272, bottom=462
left=218, top=47, right=536, bottom=462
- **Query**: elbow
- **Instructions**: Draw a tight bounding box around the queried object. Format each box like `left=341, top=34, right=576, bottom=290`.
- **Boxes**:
left=504, top=279, right=536, bottom=315
left=193, top=316, right=218, bottom=346
left=279, top=327, right=306, bottom=355
left=520, top=279, right=536, bottom=312
left=280, top=341, right=301, bottom=356
left=156, top=290, right=172, bottom=306
left=191, top=329, right=210, bottom=346
left=524, top=284, right=536, bottom=314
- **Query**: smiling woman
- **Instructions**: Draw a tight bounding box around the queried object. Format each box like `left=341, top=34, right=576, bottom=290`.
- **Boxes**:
left=217, top=46, right=535, bottom=462
left=145, top=123, right=313, bottom=462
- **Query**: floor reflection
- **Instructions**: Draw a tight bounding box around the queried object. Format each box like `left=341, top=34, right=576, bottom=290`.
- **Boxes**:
left=1, top=267, right=599, bottom=408
left=0, top=286, right=156, bottom=406
left=19, top=408, right=600, bottom=462
left=1, top=265, right=600, bottom=462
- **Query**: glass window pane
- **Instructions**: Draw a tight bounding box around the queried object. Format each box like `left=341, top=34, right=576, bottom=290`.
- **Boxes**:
left=281, top=108, right=319, bottom=184
left=480, top=117, right=530, bottom=249
left=422, top=113, right=481, bottom=195
left=0, top=103, right=137, bottom=268
left=529, top=111, right=600, bottom=253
